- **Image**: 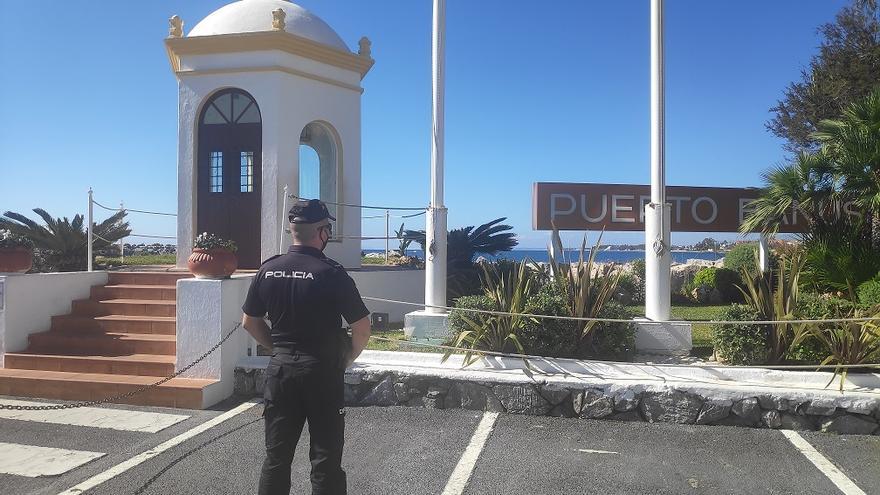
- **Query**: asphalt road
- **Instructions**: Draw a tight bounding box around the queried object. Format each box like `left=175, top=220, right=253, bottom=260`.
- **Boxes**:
left=1, top=396, right=878, bottom=495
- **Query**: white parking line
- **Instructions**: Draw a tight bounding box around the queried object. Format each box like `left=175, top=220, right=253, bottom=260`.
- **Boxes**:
left=441, top=411, right=499, bottom=495
left=0, top=443, right=105, bottom=478
left=577, top=449, right=619, bottom=455
left=55, top=400, right=260, bottom=495
left=780, top=430, right=867, bottom=495
left=0, top=399, right=189, bottom=433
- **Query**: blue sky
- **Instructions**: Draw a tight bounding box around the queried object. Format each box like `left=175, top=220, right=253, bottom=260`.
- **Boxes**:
left=0, top=0, right=849, bottom=249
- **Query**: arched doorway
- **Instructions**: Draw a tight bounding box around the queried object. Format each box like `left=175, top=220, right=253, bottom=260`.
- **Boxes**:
left=197, top=89, right=262, bottom=268
left=299, top=121, right=340, bottom=233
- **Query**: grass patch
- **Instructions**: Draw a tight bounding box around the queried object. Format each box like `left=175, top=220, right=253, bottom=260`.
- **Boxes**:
left=626, top=304, right=729, bottom=349
left=97, top=254, right=176, bottom=266
left=361, top=256, right=387, bottom=265
left=366, top=328, right=443, bottom=353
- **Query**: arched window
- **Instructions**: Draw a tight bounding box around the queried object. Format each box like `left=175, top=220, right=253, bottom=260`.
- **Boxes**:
left=299, top=122, right=339, bottom=221
left=201, top=90, right=261, bottom=126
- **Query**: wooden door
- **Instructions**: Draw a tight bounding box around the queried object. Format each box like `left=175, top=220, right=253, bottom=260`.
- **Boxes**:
left=196, top=89, right=262, bottom=269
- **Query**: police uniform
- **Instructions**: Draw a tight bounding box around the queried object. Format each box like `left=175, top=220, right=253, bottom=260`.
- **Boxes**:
left=243, top=200, right=369, bottom=495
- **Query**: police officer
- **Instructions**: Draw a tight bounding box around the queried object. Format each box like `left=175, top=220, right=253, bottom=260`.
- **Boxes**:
left=241, top=199, right=371, bottom=495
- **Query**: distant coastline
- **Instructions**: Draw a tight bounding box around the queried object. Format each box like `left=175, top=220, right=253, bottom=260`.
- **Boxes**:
left=363, top=249, right=724, bottom=264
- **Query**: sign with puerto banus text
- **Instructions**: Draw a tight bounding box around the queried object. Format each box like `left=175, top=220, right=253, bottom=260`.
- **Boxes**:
left=532, top=182, right=861, bottom=233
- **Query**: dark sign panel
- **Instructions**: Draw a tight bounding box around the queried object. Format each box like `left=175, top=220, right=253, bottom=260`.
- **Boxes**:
left=532, top=182, right=859, bottom=233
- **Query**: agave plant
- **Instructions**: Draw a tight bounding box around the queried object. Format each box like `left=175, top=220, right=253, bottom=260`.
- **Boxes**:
left=737, top=251, right=810, bottom=364
left=546, top=227, right=621, bottom=354
left=394, top=223, right=412, bottom=257
left=442, top=260, right=536, bottom=366
left=0, top=208, right=130, bottom=272
left=809, top=307, right=880, bottom=391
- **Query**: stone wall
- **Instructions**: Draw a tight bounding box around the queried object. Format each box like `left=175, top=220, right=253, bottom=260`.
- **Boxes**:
left=235, top=366, right=880, bottom=436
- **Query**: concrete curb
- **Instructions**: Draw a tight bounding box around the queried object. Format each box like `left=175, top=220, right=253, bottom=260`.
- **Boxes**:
left=234, top=351, right=880, bottom=436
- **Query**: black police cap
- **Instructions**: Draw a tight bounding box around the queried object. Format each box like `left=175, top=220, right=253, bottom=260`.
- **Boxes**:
left=288, top=199, right=336, bottom=224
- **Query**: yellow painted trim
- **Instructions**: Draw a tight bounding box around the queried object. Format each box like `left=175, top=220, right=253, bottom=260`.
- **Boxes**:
left=165, top=31, right=374, bottom=79
left=176, top=65, right=363, bottom=94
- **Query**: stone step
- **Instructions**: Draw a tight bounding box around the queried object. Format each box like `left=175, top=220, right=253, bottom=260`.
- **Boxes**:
left=72, top=299, right=177, bottom=318
left=0, top=369, right=212, bottom=409
left=51, top=315, right=176, bottom=335
left=27, top=331, right=177, bottom=356
left=108, top=272, right=192, bottom=286
left=4, top=352, right=176, bottom=377
left=91, top=285, right=177, bottom=301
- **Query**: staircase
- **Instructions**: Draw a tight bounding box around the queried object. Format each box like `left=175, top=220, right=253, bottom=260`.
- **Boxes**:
left=0, top=272, right=218, bottom=409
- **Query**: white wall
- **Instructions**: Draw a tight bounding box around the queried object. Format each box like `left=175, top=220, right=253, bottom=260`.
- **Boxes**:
left=0, top=272, right=108, bottom=367
left=175, top=50, right=365, bottom=269
left=349, top=268, right=425, bottom=323
left=176, top=275, right=253, bottom=407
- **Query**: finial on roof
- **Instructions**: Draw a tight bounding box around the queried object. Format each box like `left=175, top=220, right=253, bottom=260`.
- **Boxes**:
left=358, top=37, right=372, bottom=58
left=169, top=15, right=184, bottom=38
left=272, top=8, right=287, bottom=31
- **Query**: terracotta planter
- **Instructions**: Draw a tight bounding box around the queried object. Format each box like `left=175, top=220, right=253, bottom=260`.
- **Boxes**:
left=187, top=248, right=238, bottom=279
left=0, top=247, right=33, bottom=273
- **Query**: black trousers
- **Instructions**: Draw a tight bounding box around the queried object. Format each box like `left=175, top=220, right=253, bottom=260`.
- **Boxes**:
left=259, top=351, right=346, bottom=495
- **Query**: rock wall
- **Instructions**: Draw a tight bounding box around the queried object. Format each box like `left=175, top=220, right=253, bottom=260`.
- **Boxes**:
left=235, top=366, right=880, bottom=436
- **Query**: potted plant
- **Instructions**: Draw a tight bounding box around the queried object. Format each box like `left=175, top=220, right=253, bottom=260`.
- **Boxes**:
left=0, top=229, right=35, bottom=273
left=188, top=232, right=238, bottom=279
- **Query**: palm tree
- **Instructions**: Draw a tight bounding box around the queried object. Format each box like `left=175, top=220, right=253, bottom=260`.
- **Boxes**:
left=743, top=89, right=880, bottom=293
left=739, top=151, right=835, bottom=236
left=404, top=218, right=519, bottom=298
left=743, top=89, right=880, bottom=239
left=813, top=88, right=880, bottom=249
left=0, top=209, right=131, bottom=272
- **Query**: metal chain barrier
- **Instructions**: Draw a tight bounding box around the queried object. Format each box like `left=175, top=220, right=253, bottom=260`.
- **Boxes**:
left=361, top=295, right=880, bottom=326
left=0, top=323, right=242, bottom=411
left=92, top=198, right=176, bottom=217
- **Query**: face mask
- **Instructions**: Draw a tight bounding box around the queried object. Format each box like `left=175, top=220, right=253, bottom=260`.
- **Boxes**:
left=319, top=225, right=331, bottom=251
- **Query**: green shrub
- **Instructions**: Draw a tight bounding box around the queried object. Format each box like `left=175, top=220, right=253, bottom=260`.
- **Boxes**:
left=447, top=294, right=496, bottom=343
left=630, top=259, right=646, bottom=283
left=520, top=283, right=577, bottom=357
left=520, top=285, right=635, bottom=360
left=613, top=273, right=644, bottom=305
left=711, top=304, right=769, bottom=365
left=857, top=278, right=880, bottom=307
left=692, top=267, right=718, bottom=288
left=792, top=292, right=856, bottom=364
left=724, top=243, right=758, bottom=276
left=686, top=267, right=742, bottom=303
left=589, top=302, right=636, bottom=360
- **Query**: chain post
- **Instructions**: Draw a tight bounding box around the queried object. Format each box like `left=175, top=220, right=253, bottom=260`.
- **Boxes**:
left=87, top=188, right=93, bottom=272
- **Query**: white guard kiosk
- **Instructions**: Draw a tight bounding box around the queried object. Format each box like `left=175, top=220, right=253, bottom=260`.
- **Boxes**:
left=166, top=0, right=374, bottom=270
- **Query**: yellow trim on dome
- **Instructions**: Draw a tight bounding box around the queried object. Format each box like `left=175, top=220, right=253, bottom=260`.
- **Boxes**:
left=175, top=65, right=364, bottom=94
left=165, top=30, right=374, bottom=79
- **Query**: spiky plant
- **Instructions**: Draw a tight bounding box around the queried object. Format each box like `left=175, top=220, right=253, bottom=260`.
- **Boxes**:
left=737, top=251, right=810, bottom=364
left=809, top=307, right=880, bottom=391
left=546, top=227, right=621, bottom=355
left=442, top=260, right=535, bottom=366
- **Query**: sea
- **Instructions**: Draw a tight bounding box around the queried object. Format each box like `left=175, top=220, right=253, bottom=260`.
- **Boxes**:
left=363, top=249, right=723, bottom=264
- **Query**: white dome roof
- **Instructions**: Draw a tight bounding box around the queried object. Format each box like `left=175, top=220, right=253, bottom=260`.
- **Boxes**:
left=189, top=0, right=349, bottom=51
